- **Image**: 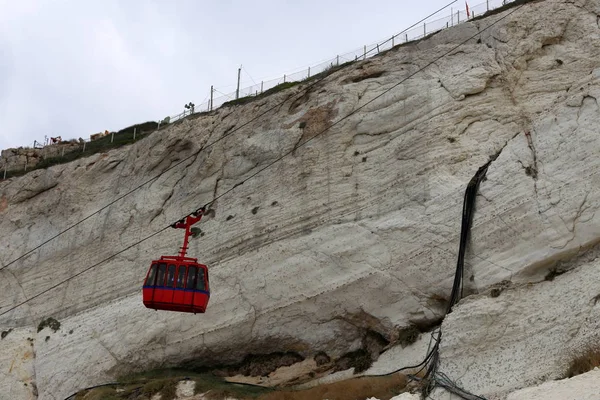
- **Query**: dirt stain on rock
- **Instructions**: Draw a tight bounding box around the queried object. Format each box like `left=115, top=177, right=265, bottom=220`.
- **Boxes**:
left=0, top=196, right=8, bottom=213
left=284, top=100, right=339, bottom=151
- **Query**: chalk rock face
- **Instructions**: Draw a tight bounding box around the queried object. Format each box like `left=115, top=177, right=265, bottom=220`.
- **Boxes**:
left=506, top=368, right=600, bottom=400
left=0, top=328, right=36, bottom=400
left=389, top=394, right=420, bottom=400
left=435, top=253, right=600, bottom=399
left=2, top=0, right=600, bottom=399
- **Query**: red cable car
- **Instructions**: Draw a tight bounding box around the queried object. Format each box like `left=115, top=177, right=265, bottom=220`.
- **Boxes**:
left=143, top=208, right=210, bottom=314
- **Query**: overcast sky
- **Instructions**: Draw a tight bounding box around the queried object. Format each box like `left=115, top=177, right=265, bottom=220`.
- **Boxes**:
left=0, top=0, right=459, bottom=151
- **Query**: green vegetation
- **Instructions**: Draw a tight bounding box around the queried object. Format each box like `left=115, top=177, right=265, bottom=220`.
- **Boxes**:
left=74, top=362, right=415, bottom=400
left=3, top=121, right=164, bottom=180
left=75, top=387, right=121, bottom=400
left=471, top=0, right=540, bottom=22
left=236, top=352, right=304, bottom=377
left=334, top=349, right=373, bottom=373
left=140, top=378, right=179, bottom=400
left=397, top=325, right=421, bottom=347
left=221, top=81, right=302, bottom=108
left=260, top=374, right=409, bottom=400
left=117, top=367, right=198, bottom=384
left=193, top=374, right=272, bottom=399
left=220, top=60, right=355, bottom=109
left=97, top=368, right=272, bottom=400
left=37, top=317, right=60, bottom=333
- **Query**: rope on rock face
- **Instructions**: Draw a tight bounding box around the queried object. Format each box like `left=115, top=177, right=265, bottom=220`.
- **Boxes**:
left=63, top=382, right=119, bottom=400
left=446, top=161, right=492, bottom=314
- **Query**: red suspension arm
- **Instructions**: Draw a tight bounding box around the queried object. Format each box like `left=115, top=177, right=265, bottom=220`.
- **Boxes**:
left=172, top=209, right=205, bottom=257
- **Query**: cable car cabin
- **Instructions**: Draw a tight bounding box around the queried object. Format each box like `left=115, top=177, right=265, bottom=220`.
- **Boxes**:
left=142, top=209, right=210, bottom=313
left=143, top=256, right=210, bottom=313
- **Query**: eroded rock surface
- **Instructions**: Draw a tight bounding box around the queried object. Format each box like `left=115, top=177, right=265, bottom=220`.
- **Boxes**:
left=506, top=368, right=600, bottom=400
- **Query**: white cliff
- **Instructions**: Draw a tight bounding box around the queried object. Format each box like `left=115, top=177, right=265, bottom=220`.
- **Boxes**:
left=506, top=368, right=600, bottom=400
left=2, top=0, right=600, bottom=399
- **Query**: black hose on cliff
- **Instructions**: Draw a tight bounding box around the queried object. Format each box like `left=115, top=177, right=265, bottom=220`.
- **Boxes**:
left=422, top=160, right=492, bottom=399
left=447, top=160, right=491, bottom=314
left=360, top=160, right=492, bottom=400
left=63, top=382, right=119, bottom=400
left=294, top=159, right=493, bottom=400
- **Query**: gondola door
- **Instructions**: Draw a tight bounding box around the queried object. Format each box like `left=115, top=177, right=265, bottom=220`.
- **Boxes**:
left=183, top=264, right=198, bottom=309
left=172, top=264, right=187, bottom=306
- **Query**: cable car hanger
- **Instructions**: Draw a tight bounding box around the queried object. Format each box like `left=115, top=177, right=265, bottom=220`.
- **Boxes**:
left=170, top=206, right=208, bottom=257
left=142, top=205, right=212, bottom=314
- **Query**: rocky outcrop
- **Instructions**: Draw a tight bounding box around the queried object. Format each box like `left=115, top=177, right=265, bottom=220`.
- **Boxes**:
left=0, top=142, right=80, bottom=172
left=2, top=0, right=600, bottom=399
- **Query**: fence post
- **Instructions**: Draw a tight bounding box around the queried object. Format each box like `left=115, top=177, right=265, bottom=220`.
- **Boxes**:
left=405, top=33, right=408, bottom=42
left=458, top=10, right=460, bottom=23
left=236, top=67, right=241, bottom=99
left=376, top=44, right=380, bottom=53
left=336, top=55, right=339, bottom=65
left=363, top=45, right=366, bottom=60
left=261, top=81, right=264, bottom=93
left=82, top=142, right=86, bottom=152
left=308, top=66, right=310, bottom=78
left=283, top=74, right=286, bottom=83
left=210, top=85, right=214, bottom=111
left=133, top=127, right=136, bottom=141
left=392, top=35, right=394, bottom=47
left=487, top=0, right=489, bottom=10
left=157, top=121, right=161, bottom=131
